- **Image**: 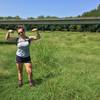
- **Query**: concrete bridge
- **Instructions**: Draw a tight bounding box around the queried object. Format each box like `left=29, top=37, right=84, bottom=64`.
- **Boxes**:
left=0, top=17, right=100, bottom=25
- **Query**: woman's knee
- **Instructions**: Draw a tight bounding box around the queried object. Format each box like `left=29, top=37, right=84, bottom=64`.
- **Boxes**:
left=25, top=63, right=32, bottom=73
left=27, top=68, right=32, bottom=74
left=16, top=63, right=23, bottom=73
left=18, top=70, right=23, bottom=74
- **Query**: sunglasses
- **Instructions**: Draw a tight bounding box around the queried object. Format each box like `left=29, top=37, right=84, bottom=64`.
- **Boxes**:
left=18, top=32, right=24, bottom=35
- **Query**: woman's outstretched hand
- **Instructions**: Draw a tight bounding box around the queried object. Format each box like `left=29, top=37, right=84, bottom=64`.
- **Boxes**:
left=8, top=30, right=14, bottom=33
left=32, top=28, right=38, bottom=32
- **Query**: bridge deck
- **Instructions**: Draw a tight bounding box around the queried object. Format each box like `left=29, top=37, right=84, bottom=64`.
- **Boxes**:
left=0, top=17, right=100, bottom=24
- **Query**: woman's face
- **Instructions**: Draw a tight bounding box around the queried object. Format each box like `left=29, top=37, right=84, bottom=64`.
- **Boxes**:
left=18, top=28, right=25, bottom=36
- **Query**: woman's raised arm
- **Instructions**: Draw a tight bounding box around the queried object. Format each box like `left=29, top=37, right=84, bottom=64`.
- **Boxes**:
left=29, top=28, right=41, bottom=41
left=5, top=30, right=14, bottom=40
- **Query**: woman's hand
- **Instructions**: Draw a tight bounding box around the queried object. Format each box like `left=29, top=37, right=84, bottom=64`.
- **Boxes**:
left=32, top=28, right=38, bottom=32
left=8, top=30, right=14, bottom=33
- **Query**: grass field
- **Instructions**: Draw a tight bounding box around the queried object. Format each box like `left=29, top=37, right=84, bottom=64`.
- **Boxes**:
left=0, top=30, right=100, bottom=100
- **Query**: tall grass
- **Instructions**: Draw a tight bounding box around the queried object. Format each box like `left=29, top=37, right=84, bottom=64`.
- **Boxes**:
left=0, top=31, right=100, bottom=100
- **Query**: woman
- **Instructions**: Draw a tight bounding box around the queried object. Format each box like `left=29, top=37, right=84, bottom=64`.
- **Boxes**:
left=5, top=26, right=40, bottom=87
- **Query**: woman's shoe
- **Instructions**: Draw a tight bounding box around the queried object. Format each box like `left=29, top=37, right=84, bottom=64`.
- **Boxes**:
left=18, top=80, right=23, bottom=87
left=29, top=80, right=34, bottom=87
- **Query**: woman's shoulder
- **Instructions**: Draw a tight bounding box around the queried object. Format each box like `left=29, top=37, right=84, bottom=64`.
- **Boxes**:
left=25, top=36, right=31, bottom=43
left=25, top=36, right=30, bottom=40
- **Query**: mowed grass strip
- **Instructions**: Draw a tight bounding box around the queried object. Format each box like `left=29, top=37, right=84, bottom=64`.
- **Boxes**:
left=0, top=31, right=100, bottom=100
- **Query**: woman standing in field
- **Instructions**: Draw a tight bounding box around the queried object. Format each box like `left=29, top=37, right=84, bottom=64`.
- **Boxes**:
left=5, top=26, right=40, bottom=87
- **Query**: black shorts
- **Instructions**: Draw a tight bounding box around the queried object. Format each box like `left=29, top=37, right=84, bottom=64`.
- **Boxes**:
left=16, top=55, right=31, bottom=63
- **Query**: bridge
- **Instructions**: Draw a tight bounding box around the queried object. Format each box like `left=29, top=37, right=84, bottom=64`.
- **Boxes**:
left=0, top=17, right=100, bottom=25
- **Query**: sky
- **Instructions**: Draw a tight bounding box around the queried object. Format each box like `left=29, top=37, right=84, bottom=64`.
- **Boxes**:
left=0, top=0, right=100, bottom=18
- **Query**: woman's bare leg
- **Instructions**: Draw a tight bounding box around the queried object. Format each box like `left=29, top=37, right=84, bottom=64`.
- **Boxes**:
left=24, top=63, right=33, bottom=86
left=16, top=63, right=23, bottom=87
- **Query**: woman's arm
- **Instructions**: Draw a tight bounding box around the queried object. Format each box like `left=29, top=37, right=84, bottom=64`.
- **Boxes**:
left=5, top=30, right=13, bottom=40
left=29, top=28, right=41, bottom=41
left=5, top=30, right=17, bottom=42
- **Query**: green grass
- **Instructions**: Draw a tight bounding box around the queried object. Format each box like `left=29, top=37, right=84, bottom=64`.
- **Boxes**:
left=0, top=31, right=100, bottom=100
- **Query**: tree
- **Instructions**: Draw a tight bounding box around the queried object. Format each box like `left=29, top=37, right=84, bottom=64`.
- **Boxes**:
left=97, top=4, right=100, bottom=10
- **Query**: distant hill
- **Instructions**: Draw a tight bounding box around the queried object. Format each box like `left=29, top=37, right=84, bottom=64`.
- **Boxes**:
left=80, top=4, right=100, bottom=17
